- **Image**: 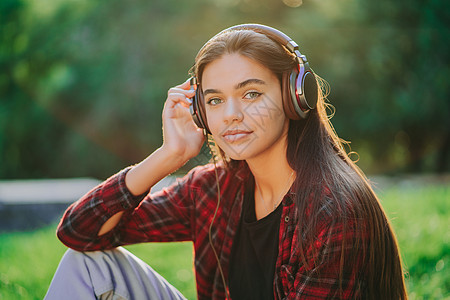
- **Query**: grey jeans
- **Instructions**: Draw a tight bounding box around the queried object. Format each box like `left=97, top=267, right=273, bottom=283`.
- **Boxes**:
left=44, top=247, right=187, bottom=300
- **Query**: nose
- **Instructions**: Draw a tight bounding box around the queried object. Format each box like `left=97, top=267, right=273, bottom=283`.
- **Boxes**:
left=223, top=98, right=244, bottom=124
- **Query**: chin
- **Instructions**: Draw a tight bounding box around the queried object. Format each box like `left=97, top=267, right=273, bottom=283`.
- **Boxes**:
left=215, top=138, right=247, bottom=158
left=221, top=144, right=261, bottom=161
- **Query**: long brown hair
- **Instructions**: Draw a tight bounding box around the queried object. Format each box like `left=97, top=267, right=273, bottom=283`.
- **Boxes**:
left=194, top=28, right=407, bottom=299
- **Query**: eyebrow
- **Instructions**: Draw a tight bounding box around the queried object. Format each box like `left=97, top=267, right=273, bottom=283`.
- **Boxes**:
left=203, top=78, right=266, bottom=96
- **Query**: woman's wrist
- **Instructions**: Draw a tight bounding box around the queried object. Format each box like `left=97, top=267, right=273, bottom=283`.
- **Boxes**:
left=125, top=147, right=187, bottom=196
left=159, top=145, right=191, bottom=170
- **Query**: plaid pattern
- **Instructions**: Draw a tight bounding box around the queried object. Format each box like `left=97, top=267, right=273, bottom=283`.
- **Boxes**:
left=57, top=161, right=366, bottom=299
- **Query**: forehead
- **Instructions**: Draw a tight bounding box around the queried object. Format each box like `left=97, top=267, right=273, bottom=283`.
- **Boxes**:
left=201, top=53, right=276, bottom=89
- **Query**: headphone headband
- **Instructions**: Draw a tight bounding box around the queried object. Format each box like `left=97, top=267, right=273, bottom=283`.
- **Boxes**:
left=207, top=24, right=309, bottom=65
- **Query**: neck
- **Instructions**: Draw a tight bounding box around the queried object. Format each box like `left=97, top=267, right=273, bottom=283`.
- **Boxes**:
left=246, top=135, right=295, bottom=210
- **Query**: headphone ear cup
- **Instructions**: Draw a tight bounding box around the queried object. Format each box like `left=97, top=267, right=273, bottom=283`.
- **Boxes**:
left=282, top=72, right=301, bottom=120
left=288, top=67, right=309, bottom=119
left=195, top=86, right=211, bottom=134
left=302, top=69, right=318, bottom=110
left=191, top=90, right=202, bottom=129
left=286, top=64, right=319, bottom=119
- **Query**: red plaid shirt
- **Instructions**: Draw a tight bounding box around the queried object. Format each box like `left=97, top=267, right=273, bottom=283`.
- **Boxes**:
left=57, top=161, right=366, bottom=299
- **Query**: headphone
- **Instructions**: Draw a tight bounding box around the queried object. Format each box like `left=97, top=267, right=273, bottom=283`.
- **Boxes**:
left=190, top=23, right=318, bottom=134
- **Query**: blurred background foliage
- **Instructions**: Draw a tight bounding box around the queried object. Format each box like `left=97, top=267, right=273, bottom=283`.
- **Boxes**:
left=1, top=0, right=449, bottom=179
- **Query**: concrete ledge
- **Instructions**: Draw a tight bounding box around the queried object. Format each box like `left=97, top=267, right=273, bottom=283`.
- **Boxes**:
left=0, top=178, right=101, bottom=204
left=0, top=178, right=100, bottom=232
left=0, top=176, right=177, bottom=232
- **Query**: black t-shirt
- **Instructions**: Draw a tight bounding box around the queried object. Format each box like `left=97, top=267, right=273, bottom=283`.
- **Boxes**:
left=228, top=178, right=283, bottom=300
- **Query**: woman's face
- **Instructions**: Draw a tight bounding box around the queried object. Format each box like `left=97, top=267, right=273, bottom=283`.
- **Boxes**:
left=202, top=53, right=289, bottom=161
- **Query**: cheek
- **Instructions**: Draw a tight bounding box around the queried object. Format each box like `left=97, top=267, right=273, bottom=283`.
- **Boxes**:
left=205, top=110, right=231, bottom=152
left=205, top=109, right=220, bottom=134
left=244, top=95, right=285, bottom=130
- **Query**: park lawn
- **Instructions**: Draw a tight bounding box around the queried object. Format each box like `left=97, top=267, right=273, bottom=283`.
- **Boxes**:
left=0, top=182, right=448, bottom=299
left=0, top=229, right=197, bottom=299
left=375, top=183, right=450, bottom=299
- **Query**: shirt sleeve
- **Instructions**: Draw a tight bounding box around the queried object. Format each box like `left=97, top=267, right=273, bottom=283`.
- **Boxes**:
left=285, top=214, right=368, bottom=299
left=57, top=166, right=197, bottom=251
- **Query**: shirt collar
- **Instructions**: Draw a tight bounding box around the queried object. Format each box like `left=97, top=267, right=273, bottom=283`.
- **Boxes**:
left=232, top=160, right=252, bottom=182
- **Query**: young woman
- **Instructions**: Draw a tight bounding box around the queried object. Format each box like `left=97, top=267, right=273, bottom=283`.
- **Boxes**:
left=45, top=24, right=407, bottom=299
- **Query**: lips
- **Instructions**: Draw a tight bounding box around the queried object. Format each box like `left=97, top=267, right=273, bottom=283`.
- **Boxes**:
left=222, top=129, right=253, bottom=143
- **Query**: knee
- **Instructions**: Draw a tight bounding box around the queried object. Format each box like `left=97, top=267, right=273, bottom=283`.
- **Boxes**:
left=56, top=248, right=111, bottom=277
left=58, top=248, right=88, bottom=270
left=60, top=248, right=106, bottom=265
left=61, top=248, right=124, bottom=266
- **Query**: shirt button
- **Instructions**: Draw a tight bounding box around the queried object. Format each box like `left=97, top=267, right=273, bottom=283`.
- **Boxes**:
left=284, top=216, right=290, bottom=223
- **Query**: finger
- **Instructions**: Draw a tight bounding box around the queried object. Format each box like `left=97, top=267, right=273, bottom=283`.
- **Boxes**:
left=166, top=92, right=192, bottom=108
left=174, top=78, right=193, bottom=90
left=168, top=87, right=195, bottom=98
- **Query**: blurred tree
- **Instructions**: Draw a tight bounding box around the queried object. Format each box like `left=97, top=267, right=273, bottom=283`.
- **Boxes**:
left=285, top=0, right=450, bottom=174
left=327, top=0, right=450, bottom=173
left=365, top=0, right=449, bottom=173
left=0, top=0, right=126, bottom=178
left=0, top=0, right=72, bottom=178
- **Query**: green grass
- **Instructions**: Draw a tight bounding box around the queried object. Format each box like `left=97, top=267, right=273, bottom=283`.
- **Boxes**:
left=0, top=182, right=449, bottom=299
left=0, top=229, right=197, bottom=300
left=376, top=183, right=450, bottom=299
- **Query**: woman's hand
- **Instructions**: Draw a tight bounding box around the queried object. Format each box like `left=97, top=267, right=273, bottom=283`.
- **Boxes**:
left=120, top=79, right=205, bottom=200
left=161, top=79, right=205, bottom=167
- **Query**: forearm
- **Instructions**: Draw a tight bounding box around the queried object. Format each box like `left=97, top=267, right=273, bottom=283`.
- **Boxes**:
left=98, top=147, right=186, bottom=235
left=57, top=167, right=145, bottom=251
